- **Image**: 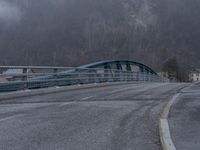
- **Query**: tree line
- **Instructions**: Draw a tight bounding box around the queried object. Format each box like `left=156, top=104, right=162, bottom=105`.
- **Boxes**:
left=0, top=0, right=199, bottom=78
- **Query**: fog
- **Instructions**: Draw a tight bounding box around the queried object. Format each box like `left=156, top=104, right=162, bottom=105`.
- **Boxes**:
left=0, top=1, right=21, bottom=24
left=0, top=0, right=199, bottom=76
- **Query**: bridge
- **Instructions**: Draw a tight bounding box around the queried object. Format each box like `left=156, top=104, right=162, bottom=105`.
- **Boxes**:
left=0, top=60, right=198, bottom=150
left=0, top=60, right=167, bottom=92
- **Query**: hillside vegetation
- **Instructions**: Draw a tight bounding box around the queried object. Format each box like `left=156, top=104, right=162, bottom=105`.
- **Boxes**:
left=0, top=0, right=199, bottom=70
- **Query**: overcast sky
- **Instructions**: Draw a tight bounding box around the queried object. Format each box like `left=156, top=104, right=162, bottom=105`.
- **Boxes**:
left=0, top=1, right=21, bottom=24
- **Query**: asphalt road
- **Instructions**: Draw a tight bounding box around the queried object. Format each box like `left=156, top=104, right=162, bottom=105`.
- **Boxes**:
left=0, top=82, right=187, bottom=150
left=169, top=82, right=200, bottom=150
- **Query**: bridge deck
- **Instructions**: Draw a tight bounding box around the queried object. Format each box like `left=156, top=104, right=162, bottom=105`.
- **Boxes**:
left=0, top=83, right=187, bottom=150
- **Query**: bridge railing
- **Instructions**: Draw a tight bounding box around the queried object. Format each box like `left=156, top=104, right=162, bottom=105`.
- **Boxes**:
left=0, top=66, right=168, bottom=92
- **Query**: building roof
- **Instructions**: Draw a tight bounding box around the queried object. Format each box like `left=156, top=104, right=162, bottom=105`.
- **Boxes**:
left=190, top=68, right=200, bottom=73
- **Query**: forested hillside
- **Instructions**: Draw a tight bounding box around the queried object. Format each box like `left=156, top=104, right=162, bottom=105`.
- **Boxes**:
left=0, top=0, right=200, bottom=70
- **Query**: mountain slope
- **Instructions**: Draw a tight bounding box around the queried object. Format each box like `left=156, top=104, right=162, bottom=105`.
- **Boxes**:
left=0, top=0, right=199, bottom=70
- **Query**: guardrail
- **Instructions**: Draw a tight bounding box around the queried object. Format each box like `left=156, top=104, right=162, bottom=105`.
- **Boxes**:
left=0, top=66, right=169, bottom=92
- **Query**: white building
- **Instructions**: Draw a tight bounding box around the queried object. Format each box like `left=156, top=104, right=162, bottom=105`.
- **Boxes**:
left=189, top=69, right=200, bottom=82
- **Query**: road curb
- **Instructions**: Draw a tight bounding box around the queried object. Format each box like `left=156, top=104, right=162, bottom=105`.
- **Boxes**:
left=159, top=84, right=193, bottom=150
left=0, top=81, right=147, bottom=101
left=159, top=93, right=180, bottom=150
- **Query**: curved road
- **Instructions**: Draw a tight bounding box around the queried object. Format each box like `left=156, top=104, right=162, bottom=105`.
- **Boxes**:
left=169, top=82, right=200, bottom=150
left=0, top=83, right=187, bottom=150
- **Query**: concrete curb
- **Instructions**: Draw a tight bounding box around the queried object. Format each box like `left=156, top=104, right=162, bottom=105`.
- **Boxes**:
left=159, top=93, right=180, bottom=150
left=159, top=84, right=192, bottom=150
left=0, top=81, right=147, bottom=101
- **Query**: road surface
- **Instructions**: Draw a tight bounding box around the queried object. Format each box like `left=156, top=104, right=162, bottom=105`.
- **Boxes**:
left=0, top=83, right=187, bottom=150
left=169, top=82, right=200, bottom=150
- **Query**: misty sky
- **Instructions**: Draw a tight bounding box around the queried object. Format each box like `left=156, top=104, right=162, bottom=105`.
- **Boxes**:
left=0, top=1, right=20, bottom=24
left=0, top=0, right=199, bottom=69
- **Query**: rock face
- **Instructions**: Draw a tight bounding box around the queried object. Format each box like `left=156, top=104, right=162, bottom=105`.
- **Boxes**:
left=0, top=0, right=200, bottom=70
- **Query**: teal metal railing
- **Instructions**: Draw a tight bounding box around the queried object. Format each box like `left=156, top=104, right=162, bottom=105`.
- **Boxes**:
left=0, top=66, right=168, bottom=92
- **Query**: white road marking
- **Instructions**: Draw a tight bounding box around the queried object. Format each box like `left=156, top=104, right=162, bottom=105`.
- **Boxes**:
left=60, top=96, right=95, bottom=106
left=109, top=87, right=137, bottom=94
left=81, top=96, right=95, bottom=100
left=59, top=102, right=72, bottom=106
left=0, top=114, right=24, bottom=122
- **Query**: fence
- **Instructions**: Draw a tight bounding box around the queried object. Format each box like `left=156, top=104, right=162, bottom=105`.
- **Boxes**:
left=0, top=66, right=168, bottom=92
